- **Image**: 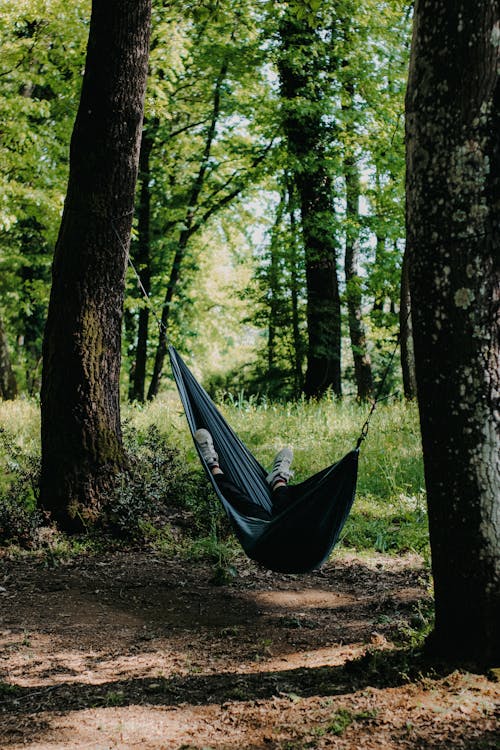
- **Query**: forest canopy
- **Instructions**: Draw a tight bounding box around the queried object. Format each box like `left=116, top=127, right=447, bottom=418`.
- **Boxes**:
left=0, top=0, right=411, bottom=402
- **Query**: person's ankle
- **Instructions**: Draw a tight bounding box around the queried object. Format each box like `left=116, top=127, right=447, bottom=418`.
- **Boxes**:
left=211, top=466, right=223, bottom=476
left=272, top=478, right=287, bottom=491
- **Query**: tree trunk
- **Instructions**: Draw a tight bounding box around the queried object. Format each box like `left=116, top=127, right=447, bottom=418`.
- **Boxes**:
left=40, top=0, right=151, bottom=531
left=278, top=14, right=342, bottom=398
left=399, top=247, right=417, bottom=399
left=130, top=127, right=153, bottom=403
left=288, top=182, right=304, bottom=397
left=406, top=0, right=500, bottom=664
left=344, top=153, right=374, bottom=401
left=267, top=187, right=288, bottom=375
left=0, top=316, right=18, bottom=400
left=147, top=56, right=229, bottom=400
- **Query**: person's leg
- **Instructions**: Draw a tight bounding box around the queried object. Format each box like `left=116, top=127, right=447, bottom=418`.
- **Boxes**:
left=195, top=428, right=295, bottom=518
left=213, top=472, right=271, bottom=520
left=194, top=428, right=271, bottom=520
left=271, top=484, right=292, bottom=515
left=266, top=446, right=294, bottom=515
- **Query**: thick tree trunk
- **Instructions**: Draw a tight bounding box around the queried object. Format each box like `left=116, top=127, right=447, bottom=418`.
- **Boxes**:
left=344, top=153, right=374, bottom=400
left=399, top=247, right=417, bottom=399
left=40, top=0, right=151, bottom=531
left=300, top=176, right=342, bottom=399
left=278, top=15, right=342, bottom=398
left=130, top=128, right=153, bottom=403
left=0, top=316, right=18, bottom=400
left=406, top=0, right=500, bottom=664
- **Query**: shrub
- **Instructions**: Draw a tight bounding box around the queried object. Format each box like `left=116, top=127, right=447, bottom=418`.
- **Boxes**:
left=0, top=427, right=44, bottom=547
left=103, top=423, right=217, bottom=541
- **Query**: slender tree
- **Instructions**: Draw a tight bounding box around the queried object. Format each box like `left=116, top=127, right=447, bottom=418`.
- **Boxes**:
left=147, top=54, right=229, bottom=399
left=342, top=93, right=373, bottom=399
left=0, top=315, right=17, bottom=400
left=406, top=0, right=500, bottom=663
left=129, top=125, right=154, bottom=403
left=399, top=247, right=417, bottom=399
left=344, top=168, right=374, bottom=400
left=40, top=0, right=151, bottom=530
left=287, top=181, right=305, bottom=396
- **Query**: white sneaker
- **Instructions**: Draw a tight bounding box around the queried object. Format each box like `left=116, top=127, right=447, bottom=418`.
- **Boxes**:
left=194, top=428, right=219, bottom=468
left=266, top=447, right=294, bottom=486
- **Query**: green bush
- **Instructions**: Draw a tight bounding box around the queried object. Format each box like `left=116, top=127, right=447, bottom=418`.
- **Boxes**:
left=0, top=427, right=43, bottom=547
left=104, top=423, right=208, bottom=540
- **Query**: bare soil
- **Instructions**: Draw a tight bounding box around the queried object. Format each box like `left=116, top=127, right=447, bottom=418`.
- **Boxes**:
left=0, top=549, right=498, bottom=749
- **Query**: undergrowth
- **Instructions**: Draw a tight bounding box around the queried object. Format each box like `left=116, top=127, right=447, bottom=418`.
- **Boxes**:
left=0, top=393, right=427, bottom=562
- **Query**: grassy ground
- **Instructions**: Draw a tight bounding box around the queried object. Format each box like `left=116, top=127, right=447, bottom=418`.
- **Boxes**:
left=0, top=391, right=427, bottom=559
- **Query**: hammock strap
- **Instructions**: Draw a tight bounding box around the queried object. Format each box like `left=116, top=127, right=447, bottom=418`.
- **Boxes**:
left=112, top=217, right=173, bottom=349
left=355, top=309, right=411, bottom=450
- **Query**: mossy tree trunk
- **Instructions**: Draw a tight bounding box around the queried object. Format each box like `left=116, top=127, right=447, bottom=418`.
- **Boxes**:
left=406, top=0, right=500, bottom=664
left=40, top=0, right=151, bottom=531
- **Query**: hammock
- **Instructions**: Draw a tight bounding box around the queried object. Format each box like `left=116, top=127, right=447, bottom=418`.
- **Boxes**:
left=169, top=346, right=359, bottom=574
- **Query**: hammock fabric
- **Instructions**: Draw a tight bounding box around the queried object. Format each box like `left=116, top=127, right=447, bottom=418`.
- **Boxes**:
left=169, top=346, right=359, bottom=574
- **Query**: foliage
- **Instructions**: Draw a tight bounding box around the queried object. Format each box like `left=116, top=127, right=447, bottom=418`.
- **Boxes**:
left=0, top=425, right=43, bottom=547
left=0, top=0, right=412, bottom=404
left=105, top=423, right=231, bottom=547
left=0, top=0, right=90, bottom=392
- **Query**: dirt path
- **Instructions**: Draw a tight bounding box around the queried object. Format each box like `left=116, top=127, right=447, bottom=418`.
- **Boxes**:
left=0, top=550, right=498, bottom=749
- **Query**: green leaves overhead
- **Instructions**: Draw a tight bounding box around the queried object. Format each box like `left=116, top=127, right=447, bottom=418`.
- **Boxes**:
left=0, top=0, right=411, bottom=398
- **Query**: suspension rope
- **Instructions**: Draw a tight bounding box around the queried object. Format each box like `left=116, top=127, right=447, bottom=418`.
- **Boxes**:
left=355, top=310, right=411, bottom=451
left=111, top=218, right=171, bottom=346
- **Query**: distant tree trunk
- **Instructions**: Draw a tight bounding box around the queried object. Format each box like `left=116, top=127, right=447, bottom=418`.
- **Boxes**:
left=267, top=230, right=279, bottom=376
left=406, top=0, right=500, bottom=664
left=344, top=152, right=373, bottom=401
left=0, top=316, right=18, bottom=400
left=399, top=247, right=417, bottom=399
left=372, top=232, right=386, bottom=313
left=130, top=127, right=153, bottom=403
left=278, top=14, right=342, bottom=398
left=40, top=0, right=151, bottom=531
left=17, top=219, right=46, bottom=395
left=267, top=187, right=288, bottom=375
left=147, top=56, right=229, bottom=400
left=288, top=182, right=304, bottom=396
left=340, top=25, right=373, bottom=401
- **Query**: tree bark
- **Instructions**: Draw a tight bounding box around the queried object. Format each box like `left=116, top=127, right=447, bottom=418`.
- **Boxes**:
left=40, top=0, right=151, bottom=531
left=278, top=14, right=342, bottom=398
left=406, top=0, right=500, bottom=664
left=0, top=316, right=18, bottom=400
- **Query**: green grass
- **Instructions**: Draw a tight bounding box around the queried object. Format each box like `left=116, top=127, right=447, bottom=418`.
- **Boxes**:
left=0, top=391, right=427, bottom=558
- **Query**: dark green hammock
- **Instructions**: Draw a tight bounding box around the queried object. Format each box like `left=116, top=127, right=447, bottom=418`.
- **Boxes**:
left=169, top=346, right=359, bottom=574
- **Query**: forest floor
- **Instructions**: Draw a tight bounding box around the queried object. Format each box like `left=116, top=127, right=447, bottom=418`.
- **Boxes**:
left=0, top=548, right=498, bottom=750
